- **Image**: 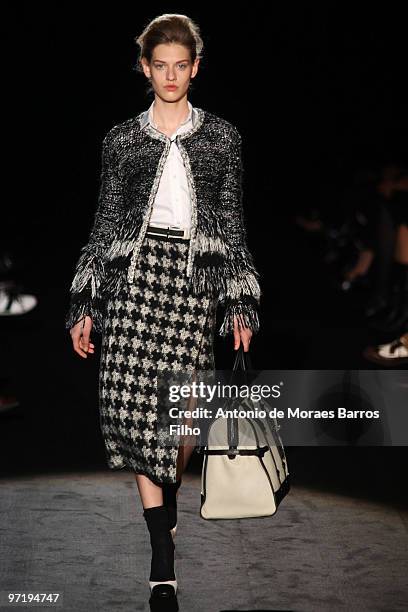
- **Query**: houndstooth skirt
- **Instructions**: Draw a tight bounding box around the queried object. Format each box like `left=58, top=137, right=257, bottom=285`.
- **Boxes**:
left=98, top=233, right=218, bottom=485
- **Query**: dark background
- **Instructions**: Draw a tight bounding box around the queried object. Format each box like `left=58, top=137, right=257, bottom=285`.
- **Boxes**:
left=4, top=3, right=408, bottom=278
left=1, top=3, right=407, bottom=506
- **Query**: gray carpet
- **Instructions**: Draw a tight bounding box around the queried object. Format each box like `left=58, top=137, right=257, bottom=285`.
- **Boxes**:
left=0, top=471, right=407, bottom=612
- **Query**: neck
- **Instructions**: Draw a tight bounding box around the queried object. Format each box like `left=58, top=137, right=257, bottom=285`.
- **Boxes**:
left=152, top=95, right=190, bottom=131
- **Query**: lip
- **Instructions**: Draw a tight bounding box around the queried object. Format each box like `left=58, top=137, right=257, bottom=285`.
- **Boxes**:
left=165, top=85, right=178, bottom=90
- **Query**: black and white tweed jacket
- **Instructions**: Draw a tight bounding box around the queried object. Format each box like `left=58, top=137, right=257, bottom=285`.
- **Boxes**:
left=65, top=105, right=262, bottom=337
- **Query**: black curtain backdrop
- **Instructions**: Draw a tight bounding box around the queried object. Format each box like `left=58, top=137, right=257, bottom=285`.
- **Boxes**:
left=4, top=2, right=408, bottom=281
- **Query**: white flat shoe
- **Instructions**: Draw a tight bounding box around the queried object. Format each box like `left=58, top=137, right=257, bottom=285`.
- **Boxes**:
left=149, top=579, right=178, bottom=594
left=149, top=581, right=179, bottom=611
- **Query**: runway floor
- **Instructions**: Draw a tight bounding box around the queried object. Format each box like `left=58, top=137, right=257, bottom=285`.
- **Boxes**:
left=1, top=470, right=407, bottom=612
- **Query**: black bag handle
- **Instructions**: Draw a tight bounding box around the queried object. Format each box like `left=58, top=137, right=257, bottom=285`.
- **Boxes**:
left=225, top=345, right=254, bottom=453
left=229, top=344, right=253, bottom=385
left=196, top=345, right=253, bottom=455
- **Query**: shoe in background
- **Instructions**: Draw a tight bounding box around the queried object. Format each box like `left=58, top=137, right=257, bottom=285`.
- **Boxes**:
left=0, top=280, right=37, bottom=316
left=363, top=333, right=408, bottom=366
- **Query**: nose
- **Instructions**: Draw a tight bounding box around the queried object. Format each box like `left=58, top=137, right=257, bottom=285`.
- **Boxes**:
left=166, top=67, right=176, bottom=81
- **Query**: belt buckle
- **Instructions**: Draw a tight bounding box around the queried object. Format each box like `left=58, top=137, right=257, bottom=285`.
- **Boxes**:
left=147, top=225, right=189, bottom=239
left=168, top=225, right=188, bottom=239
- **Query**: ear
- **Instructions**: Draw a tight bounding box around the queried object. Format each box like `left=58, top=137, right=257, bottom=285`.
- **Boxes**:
left=191, top=58, right=200, bottom=79
left=140, top=57, right=151, bottom=79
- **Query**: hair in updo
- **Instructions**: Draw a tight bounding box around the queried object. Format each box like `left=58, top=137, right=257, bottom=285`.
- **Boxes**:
left=134, top=13, right=204, bottom=94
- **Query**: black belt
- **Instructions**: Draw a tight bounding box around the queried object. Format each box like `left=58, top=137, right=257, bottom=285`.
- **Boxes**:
left=145, top=224, right=190, bottom=240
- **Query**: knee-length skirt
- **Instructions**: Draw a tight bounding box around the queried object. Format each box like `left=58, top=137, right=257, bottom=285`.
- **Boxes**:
left=98, top=233, right=219, bottom=485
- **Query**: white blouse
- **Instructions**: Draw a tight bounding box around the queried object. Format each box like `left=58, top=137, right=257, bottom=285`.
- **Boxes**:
left=147, top=99, right=195, bottom=230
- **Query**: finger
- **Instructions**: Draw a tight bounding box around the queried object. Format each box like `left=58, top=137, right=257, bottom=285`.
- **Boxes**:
left=72, top=332, right=88, bottom=358
left=75, top=347, right=89, bottom=358
left=80, top=337, right=95, bottom=355
left=79, top=342, right=91, bottom=357
left=243, top=330, right=253, bottom=352
left=81, top=330, right=91, bottom=352
left=239, top=331, right=249, bottom=352
left=233, top=327, right=241, bottom=350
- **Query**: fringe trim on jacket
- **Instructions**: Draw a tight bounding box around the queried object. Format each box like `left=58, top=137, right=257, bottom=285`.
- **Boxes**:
left=64, top=108, right=262, bottom=338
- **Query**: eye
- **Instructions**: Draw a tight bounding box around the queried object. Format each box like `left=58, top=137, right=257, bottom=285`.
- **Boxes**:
left=153, top=63, right=188, bottom=70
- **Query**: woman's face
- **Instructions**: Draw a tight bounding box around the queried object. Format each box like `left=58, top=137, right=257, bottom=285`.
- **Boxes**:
left=141, top=43, right=199, bottom=101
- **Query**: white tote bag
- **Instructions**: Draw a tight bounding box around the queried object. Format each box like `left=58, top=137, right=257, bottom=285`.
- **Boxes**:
left=200, top=348, right=290, bottom=520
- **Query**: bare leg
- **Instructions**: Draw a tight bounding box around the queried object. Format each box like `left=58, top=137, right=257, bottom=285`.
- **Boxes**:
left=135, top=475, right=164, bottom=509
left=176, top=369, right=200, bottom=479
left=135, top=441, right=192, bottom=510
left=135, top=369, right=200, bottom=506
left=176, top=432, right=196, bottom=480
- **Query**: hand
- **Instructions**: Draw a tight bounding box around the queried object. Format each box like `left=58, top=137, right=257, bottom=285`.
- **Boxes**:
left=70, top=315, right=95, bottom=358
left=233, top=314, right=253, bottom=352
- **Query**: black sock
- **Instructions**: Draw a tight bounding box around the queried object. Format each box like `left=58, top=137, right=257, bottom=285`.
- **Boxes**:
left=162, top=478, right=182, bottom=530
left=143, top=505, right=175, bottom=581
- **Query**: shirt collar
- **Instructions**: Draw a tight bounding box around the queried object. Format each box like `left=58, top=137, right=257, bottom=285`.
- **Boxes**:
left=139, top=99, right=198, bottom=132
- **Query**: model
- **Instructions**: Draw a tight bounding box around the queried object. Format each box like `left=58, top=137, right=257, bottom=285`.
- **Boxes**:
left=64, top=13, right=261, bottom=608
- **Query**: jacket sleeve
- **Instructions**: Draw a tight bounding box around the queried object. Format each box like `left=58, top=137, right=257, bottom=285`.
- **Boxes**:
left=217, top=128, right=262, bottom=337
left=64, top=129, right=123, bottom=333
